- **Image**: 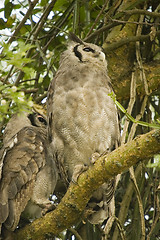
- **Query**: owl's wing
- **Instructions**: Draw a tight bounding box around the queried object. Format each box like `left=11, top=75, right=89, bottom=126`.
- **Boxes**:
left=0, top=126, right=46, bottom=231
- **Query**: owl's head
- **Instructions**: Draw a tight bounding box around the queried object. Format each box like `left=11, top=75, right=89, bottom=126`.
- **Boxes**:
left=63, top=33, right=106, bottom=66
left=3, top=112, right=47, bottom=145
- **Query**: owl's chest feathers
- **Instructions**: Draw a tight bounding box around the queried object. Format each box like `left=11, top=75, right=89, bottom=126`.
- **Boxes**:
left=53, top=64, right=118, bottom=155
left=54, top=64, right=112, bottom=118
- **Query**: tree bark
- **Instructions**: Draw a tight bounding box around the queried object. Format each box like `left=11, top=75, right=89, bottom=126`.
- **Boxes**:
left=110, top=61, right=160, bottom=101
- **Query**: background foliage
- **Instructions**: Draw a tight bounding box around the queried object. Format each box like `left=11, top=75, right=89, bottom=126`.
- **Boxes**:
left=0, top=0, right=160, bottom=239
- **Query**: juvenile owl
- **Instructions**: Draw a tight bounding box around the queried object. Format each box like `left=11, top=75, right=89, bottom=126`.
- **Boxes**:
left=0, top=112, right=58, bottom=236
left=47, top=34, right=119, bottom=224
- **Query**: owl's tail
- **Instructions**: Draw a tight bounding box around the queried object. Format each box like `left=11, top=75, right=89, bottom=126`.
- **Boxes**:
left=87, top=179, right=115, bottom=224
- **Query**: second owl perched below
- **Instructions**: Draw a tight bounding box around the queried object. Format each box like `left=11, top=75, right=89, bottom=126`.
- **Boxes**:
left=0, top=112, right=58, bottom=237
left=47, top=34, right=120, bottom=224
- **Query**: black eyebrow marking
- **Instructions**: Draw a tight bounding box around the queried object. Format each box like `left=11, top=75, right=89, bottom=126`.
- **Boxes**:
left=73, top=44, right=82, bottom=62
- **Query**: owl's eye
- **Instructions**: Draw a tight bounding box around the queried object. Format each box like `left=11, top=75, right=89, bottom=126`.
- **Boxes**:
left=38, top=116, right=47, bottom=125
left=83, top=47, right=95, bottom=53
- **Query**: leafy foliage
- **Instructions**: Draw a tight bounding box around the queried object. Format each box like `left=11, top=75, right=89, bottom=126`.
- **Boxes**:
left=0, top=82, right=33, bottom=121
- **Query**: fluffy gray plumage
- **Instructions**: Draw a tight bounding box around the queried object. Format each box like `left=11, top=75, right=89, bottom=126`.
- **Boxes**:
left=47, top=35, right=120, bottom=224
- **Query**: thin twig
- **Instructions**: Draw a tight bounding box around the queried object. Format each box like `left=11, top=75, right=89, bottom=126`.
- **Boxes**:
left=35, top=40, right=55, bottom=76
left=149, top=97, right=160, bottom=115
left=103, top=216, right=115, bottom=239
left=7, top=0, right=39, bottom=44
left=35, top=92, right=47, bottom=103
left=107, top=16, right=160, bottom=26
left=129, top=166, right=145, bottom=240
left=86, top=0, right=109, bottom=37
left=84, top=22, right=120, bottom=41
left=114, top=217, right=126, bottom=240
left=136, top=33, right=149, bottom=95
left=3, top=66, right=14, bottom=84
left=128, top=96, right=148, bottom=141
left=121, top=70, right=136, bottom=145
left=68, top=228, right=83, bottom=240
left=31, top=0, right=57, bottom=39
left=21, top=88, right=39, bottom=94
left=147, top=193, right=160, bottom=239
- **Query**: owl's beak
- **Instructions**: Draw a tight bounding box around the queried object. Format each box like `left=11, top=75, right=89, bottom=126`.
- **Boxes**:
left=93, top=51, right=106, bottom=62
left=99, top=52, right=106, bottom=62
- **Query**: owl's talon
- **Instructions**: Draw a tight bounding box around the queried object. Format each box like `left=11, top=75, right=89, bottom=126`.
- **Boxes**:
left=72, top=164, right=88, bottom=183
left=41, top=203, right=56, bottom=216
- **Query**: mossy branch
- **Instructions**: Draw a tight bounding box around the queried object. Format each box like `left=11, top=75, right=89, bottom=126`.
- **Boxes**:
left=14, top=129, right=160, bottom=240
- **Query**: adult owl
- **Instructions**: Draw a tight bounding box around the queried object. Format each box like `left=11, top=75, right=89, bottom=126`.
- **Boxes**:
left=0, top=111, right=58, bottom=237
left=47, top=34, right=120, bottom=224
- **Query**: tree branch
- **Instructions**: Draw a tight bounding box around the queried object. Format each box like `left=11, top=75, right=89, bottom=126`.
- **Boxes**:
left=84, top=22, right=120, bottom=42
left=103, top=31, right=160, bottom=52
left=14, top=129, right=160, bottom=240
left=120, top=9, right=160, bottom=18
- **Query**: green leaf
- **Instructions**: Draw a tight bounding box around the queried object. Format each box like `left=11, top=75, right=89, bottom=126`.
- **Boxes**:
left=40, top=0, right=48, bottom=6
left=0, top=18, right=6, bottom=30
left=4, top=2, right=14, bottom=19
left=6, top=16, right=16, bottom=27
left=0, top=83, right=33, bottom=122
left=54, top=0, right=70, bottom=11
